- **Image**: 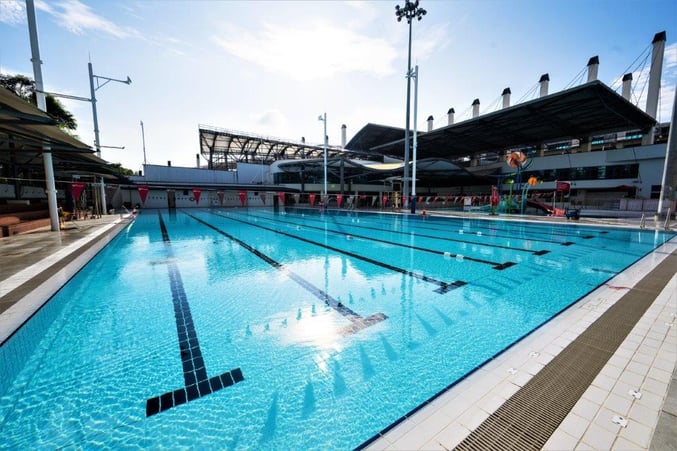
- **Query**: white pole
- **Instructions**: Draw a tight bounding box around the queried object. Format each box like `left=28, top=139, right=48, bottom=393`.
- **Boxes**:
left=140, top=120, right=147, bottom=165
left=412, top=65, right=419, bottom=214
left=319, top=113, right=328, bottom=198
left=26, top=0, right=59, bottom=231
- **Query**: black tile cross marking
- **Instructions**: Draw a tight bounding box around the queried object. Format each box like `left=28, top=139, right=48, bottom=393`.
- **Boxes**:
left=185, top=212, right=387, bottom=336
left=146, top=212, right=244, bottom=417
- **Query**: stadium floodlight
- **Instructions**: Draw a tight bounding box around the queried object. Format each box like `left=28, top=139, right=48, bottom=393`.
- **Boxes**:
left=318, top=113, right=328, bottom=198
left=395, top=0, right=426, bottom=211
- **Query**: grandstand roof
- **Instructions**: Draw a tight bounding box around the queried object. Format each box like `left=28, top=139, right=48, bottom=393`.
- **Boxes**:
left=199, top=125, right=343, bottom=169
left=345, top=81, right=657, bottom=158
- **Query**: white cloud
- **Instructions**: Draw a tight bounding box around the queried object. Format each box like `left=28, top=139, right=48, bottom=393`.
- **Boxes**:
left=0, top=1, right=26, bottom=25
left=212, top=21, right=398, bottom=81
left=41, top=0, right=132, bottom=39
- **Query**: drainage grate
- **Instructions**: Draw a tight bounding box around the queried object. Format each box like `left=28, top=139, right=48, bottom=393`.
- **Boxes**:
left=454, top=251, right=676, bottom=451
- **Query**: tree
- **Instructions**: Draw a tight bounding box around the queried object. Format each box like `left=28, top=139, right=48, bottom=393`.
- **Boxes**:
left=0, top=74, right=77, bottom=130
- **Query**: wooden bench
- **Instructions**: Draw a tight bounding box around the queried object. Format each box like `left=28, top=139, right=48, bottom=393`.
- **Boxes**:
left=5, top=218, right=52, bottom=236
left=0, top=216, right=21, bottom=237
left=0, top=209, right=51, bottom=237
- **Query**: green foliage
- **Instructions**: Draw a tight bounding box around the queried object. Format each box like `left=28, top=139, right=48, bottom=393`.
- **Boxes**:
left=0, top=73, right=77, bottom=130
left=108, top=163, right=136, bottom=176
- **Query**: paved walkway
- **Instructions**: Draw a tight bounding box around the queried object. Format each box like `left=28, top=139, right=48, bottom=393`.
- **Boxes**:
left=0, top=210, right=674, bottom=450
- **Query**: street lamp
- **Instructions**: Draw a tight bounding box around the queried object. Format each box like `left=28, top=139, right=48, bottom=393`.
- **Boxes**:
left=318, top=113, right=328, bottom=199
left=88, top=62, right=131, bottom=215
left=395, top=0, right=426, bottom=211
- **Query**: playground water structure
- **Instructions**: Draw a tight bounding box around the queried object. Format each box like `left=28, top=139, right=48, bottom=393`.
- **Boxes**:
left=0, top=208, right=674, bottom=449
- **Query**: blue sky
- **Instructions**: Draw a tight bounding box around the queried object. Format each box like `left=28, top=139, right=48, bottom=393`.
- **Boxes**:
left=1, top=0, right=675, bottom=173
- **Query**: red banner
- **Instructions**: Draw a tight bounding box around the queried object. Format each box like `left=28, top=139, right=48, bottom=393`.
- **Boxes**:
left=556, top=181, right=570, bottom=192
left=192, top=188, right=201, bottom=204
left=72, top=182, right=86, bottom=201
left=217, top=191, right=224, bottom=205
left=359, top=194, right=366, bottom=200
left=277, top=192, right=285, bottom=204
left=336, top=194, right=343, bottom=207
left=238, top=191, right=246, bottom=206
left=382, top=194, right=388, bottom=206
left=309, top=193, right=316, bottom=206
left=137, top=185, right=149, bottom=204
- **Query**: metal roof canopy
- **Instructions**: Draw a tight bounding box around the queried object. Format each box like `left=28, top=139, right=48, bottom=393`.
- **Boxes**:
left=199, top=124, right=343, bottom=169
left=347, top=81, right=657, bottom=158
left=0, top=87, right=127, bottom=182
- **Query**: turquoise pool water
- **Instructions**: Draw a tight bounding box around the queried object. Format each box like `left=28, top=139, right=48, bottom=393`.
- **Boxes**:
left=1, top=208, right=674, bottom=449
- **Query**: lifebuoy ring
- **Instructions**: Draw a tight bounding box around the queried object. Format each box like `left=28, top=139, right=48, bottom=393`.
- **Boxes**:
left=507, top=151, right=527, bottom=168
left=189, top=196, right=195, bottom=202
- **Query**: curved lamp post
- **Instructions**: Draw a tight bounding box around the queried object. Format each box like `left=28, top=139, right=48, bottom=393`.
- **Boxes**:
left=395, top=0, right=426, bottom=212
left=88, top=62, right=131, bottom=215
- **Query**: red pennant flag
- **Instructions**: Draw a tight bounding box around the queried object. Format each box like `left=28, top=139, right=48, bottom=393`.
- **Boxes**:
left=277, top=192, right=285, bottom=204
left=382, top=194, right=388, bottom=206
left=72, top=182, right=86, bottom=200
left=192, top=188, right=201, bottom=204
left=336, top=194, right=343, bottom=207
left=217, top=191, right=224, bottom=205
left=309, top=193, right=316, bottom=206
left=238, top=191, right=246, bottom=206
left=260, top=193, right=266, bottom=205
left=359, top=194, right=366, bottom=200
left=137, top=185, right=149, bottom=204
left=556, top=181, right=571, bottom=192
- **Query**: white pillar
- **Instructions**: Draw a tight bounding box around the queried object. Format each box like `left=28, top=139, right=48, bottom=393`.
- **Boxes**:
left=341, top=124, right=347, bottom=148
left=426, top=115, right=433, bottom=132
left=26, top=0, right=59, bottom=231
left=656, top=83, right=677, bottom=218
left=646, top=31, right=666, bottom=120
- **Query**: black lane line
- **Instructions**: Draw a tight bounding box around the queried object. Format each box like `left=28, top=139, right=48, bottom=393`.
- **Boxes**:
left=236, top=210, right=516, bottom=269
left=205, top=210, right=469, bottom=293
left=146, top=211, right=244, bottom=417
left=298, top=207, right=593, bottom=247
left=183, top=212, right=387, bottom=335
left=255, top=209, right=545, bottom=258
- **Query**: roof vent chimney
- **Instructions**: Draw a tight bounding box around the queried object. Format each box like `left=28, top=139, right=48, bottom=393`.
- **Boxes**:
left=427, top=115, right=434, bottom=131
left=587, top=56, right=599, bottom=82
left=646, top=31, right=666, bottom=119
left=502, top=87, right=511, bottom=109
left=472, top=99, right=480, bottom=118
left=622, top=73, right=633, bottom=101
left=539, top=74, right=549, bottom=97
left=447, top=108, right=455, bottom=125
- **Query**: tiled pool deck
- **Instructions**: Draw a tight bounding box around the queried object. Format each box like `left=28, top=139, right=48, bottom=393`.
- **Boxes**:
left=0, top=211, right=675, bottom=450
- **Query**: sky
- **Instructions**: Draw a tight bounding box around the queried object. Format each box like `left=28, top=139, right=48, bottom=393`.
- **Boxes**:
left=1, top=0, right=676, bottom=173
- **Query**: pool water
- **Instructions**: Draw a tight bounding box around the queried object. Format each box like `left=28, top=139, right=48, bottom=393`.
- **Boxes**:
left=1, top=208, right=674, bottom=449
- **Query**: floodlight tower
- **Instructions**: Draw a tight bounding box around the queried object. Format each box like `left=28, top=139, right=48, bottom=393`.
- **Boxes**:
left=395, top=0, right=426, bottom=211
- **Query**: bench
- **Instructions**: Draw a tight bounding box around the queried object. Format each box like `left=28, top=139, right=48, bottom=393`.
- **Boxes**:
left=0, top=210, right=51, bottom=237
left=0, top=216, right=21, bottom=237
left=5, top=218, right=52, bottom=236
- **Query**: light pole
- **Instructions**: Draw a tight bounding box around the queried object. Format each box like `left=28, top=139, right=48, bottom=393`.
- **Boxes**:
left=412, top=65, right=419, bottom=213
left=318, top=113, right=328, bottom=200
left=88, top=62, right=131, bottom=215
left=396, top=0, right=426, bottom=211
left=140, top=120, right=147, bottom=166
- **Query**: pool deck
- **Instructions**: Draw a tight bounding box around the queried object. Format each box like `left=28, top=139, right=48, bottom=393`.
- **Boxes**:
left=0, top=210, right=675, bottom=450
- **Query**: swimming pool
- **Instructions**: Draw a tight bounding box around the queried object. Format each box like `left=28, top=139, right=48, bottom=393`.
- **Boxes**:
left=1, top=208, right=674, bottom=449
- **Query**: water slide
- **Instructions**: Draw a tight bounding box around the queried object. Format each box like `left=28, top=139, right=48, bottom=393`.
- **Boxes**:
left=526, top=199, right=565, bottom=216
